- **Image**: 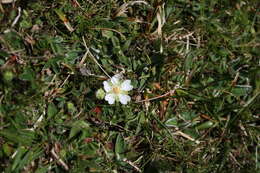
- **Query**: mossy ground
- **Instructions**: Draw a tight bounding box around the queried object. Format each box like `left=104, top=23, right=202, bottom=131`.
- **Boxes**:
left=0, top=0, right=259, bottom=172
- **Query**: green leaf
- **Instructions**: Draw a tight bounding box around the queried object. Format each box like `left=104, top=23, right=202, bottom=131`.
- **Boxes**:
left=2, top=143, right=13, bottom=156
left=0, top=50, right=9, bottom=58
left=67, top=102, right=76, bottom=113
left=183, top=128, right=200, bottom=140
left=69, top=120, right=90, bottom=139
left=184, top=54, right=194, bottom=71
left=181, top=111, right=197, bottom=121
left=111, top=36, right=120, bottom=48
left=0, top=59, right=5, bottom=65
left=16, top=147, right=43, bottom=171
left=102, top=30, right=114, bottom=39
left=69, top=126, right=81, bottom=139
left=3, top=31, right=24, bottom=50
left=35, top=165, right=51, bottom=173
left=19, top=68, right=35, bottom=81
left=196, top=121, right=215, bottom=130
left=20, top=19, right=32, bottom=29
left=122, top=39, right=131, bottom=51
left=3, top=71, right=14, bottom=81
left=47, top=103, right=58, bottom=119
left=231, top=87, right=249, bottom=97
left=0, top=129, right=34, bottom=146
left=165, top=117, right=178, bottom=127
left=115, top=134, right=125, bottom=160
left=11, top=146, right=28, bottom=171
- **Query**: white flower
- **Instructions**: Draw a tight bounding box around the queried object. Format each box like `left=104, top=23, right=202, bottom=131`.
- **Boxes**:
left=103, top=74, right=133, bottom=105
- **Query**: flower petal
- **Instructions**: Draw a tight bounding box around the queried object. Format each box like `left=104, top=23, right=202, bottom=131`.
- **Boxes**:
left=103, top=81, right=112, bottom=92
left=118, top=94, right=131, bottom=105
left=111, top=74, right=121, bottom=85
left=105, top=94, right=116, bottom=104
left=120, top=80, right=133, bottom=91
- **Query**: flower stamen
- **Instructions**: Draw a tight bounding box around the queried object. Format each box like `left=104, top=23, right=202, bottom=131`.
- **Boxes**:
left=112, top=87, right=121, bottom=94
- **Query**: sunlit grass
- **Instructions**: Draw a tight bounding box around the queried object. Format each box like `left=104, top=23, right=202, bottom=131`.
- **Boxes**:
left=0, top=0, right=259, bottom=172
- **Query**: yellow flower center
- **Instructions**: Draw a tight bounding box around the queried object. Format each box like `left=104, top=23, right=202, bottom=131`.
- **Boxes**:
left=112, top=87, right=121, bottom=94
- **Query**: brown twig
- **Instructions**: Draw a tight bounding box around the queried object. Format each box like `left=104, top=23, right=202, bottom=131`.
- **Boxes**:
left=122, top=158, right=141, bottom=172
left=173, top=131, right=200, bottom=144
left=51, top=148, right=69, bottom=171
left=135, top=85, right=180, bottom=103
left=82, top=36, right=111, bottom=78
